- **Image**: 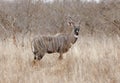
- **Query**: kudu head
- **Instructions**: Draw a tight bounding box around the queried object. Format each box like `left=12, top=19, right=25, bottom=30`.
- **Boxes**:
left=67, top=17, right=81, bottom=38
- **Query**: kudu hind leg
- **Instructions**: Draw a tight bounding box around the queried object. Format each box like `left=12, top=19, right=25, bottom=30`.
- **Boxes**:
left=33, top=51, right=37, bottom=60
left=38, top=55, right=43, bottom=60
left=33, top=51, right=44, bottom=61
left=36, top=52, right=45, bottom=61
left=32, top=51, right=44, bottom=66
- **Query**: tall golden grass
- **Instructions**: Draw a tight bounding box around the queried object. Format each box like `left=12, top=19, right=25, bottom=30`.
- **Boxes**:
left=0, top=35, right=120, bottom=83
left=0, top=0, right=120, bottom=83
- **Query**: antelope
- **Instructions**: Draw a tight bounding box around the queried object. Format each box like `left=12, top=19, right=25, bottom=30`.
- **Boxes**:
left=31, top=19, right=81, bottom=61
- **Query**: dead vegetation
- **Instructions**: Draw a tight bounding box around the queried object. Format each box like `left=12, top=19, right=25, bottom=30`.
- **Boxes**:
left=0, top=0, right=120, bottom=83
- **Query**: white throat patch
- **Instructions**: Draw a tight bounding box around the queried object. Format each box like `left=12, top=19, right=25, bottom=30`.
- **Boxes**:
left=74, top=35, right=78, bottom=38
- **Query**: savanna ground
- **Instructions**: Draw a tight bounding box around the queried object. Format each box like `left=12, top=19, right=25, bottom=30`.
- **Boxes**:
left=0, top=0, right=120, bottom=83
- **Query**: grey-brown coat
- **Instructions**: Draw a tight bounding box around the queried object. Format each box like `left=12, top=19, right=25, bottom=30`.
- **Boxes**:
left=31, top=21, right=80, bottom=60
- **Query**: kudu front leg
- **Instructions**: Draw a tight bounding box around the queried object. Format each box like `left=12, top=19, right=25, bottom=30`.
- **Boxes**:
left=59, top=53, right=63, bottom=60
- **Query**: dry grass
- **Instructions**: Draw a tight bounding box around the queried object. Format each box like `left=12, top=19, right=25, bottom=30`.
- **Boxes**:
left=0, top=0, right=120, bottom=83
left=0, top=35, right=120, bottom=83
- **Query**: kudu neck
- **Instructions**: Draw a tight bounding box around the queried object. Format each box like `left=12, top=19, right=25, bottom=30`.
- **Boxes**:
left=69, top=29, right=78, bottom=44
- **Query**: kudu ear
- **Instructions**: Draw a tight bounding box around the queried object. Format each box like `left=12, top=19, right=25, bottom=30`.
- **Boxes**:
left=66, top=16, right=75, bottom=27
left=67, top=21, right=75, bottom=27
